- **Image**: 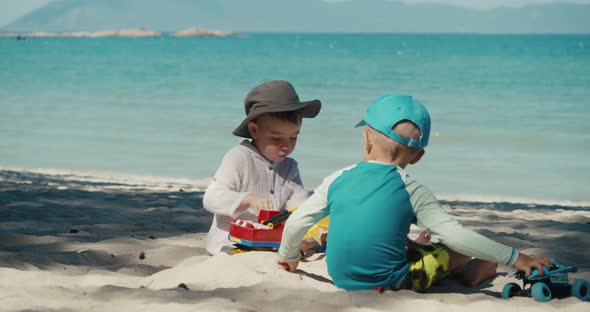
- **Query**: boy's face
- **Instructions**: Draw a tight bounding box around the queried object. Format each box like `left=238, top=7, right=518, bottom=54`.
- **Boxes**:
left=248, top=115, right=301, bottom=163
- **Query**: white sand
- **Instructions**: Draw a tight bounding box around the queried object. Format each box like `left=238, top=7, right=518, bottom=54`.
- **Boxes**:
left=0, top=169, right=588, bottom=311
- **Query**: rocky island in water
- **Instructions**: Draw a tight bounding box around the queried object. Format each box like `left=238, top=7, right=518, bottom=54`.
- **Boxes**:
left=0, top=27, right=238, bottom=38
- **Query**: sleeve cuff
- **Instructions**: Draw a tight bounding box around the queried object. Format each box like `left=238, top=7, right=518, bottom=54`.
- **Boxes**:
left=505, top=248, right=519, bottom=266
left=277, top=249, right=301, bottom=263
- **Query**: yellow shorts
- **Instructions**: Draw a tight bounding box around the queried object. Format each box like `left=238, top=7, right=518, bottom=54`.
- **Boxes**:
left=280, top=206, right=329, bottom=242
left=303, top=216, right=329, bottom=240
left=401, top=243, right=451, bottom=292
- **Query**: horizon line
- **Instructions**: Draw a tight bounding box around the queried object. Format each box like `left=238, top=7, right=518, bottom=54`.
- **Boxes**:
left=1, top=30, right=590, bottom=36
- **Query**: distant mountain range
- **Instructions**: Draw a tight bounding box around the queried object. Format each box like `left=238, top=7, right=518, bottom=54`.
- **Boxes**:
left=3, top=0, right=590, bottom=33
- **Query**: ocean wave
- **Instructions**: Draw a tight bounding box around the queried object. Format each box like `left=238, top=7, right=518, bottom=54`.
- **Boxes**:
left=0, top=166, right=210, bottom=193
left=437, top=193, right=590, bottom=208
left=1, top=166, right=588, bottom=208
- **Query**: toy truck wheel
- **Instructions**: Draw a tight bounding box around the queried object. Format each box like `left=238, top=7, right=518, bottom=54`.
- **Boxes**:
left=502, top=283, right=522, bottom=299
left=571, top=279, right=590, bottom=301
left=531, top=282, right=552, bottom=302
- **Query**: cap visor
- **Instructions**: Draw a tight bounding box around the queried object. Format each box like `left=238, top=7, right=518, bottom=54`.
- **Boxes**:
left=355, top=120, right=367, bottom=128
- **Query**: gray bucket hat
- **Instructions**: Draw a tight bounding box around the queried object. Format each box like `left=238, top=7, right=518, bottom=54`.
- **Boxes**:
left=233, top=80, right=322, bottom=138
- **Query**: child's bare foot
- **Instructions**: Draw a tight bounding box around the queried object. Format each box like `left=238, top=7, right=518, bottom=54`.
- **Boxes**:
left=318, top=232, right=328, bottom=246
left=299, top=233, right=328, bottom=259
left=299, top=239, right=319, bottom=254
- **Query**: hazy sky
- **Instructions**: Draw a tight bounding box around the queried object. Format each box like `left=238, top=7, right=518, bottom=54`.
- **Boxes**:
left=0, top=0, right=50, bottom=26
left=1, top=0, right=590, bottom=27
left=398, top=0, right=590, bottom=9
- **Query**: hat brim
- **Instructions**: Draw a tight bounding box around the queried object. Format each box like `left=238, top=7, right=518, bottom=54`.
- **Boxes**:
left=354, top=120, right=366, bottom=128
left=232, top=99, right=321, bottom=138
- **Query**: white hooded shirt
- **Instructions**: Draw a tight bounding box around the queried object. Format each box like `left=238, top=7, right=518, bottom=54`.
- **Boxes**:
left=203, top=140, right=310, bottom=254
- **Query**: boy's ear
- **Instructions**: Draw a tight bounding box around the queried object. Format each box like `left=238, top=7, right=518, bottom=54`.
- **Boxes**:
left=409, top=149, right=425, bottom=165
left=362, top=127, right=372, bottom=154
left=247, top=121, right=257, bottom=139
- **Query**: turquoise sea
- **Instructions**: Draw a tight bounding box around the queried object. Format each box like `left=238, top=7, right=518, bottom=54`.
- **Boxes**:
left=1, top=34, right=589, bottom=204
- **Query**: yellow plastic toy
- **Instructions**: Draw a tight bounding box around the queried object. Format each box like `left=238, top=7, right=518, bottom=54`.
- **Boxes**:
left=260, top=205, right=329, bottom=240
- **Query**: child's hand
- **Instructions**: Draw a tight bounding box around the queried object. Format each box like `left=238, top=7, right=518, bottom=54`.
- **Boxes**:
left=242, top=194, right=273, bottom=215
left=513, top=253, right=552, bottom=277
left=276, top=258, right=299, bottom=272
left=406, top=231, right=430, bottom=251
left=414, top=231, right=431, bottom=245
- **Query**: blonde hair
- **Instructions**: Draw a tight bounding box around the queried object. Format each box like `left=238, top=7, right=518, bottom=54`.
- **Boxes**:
left=367, top=121, right=422, bottom=161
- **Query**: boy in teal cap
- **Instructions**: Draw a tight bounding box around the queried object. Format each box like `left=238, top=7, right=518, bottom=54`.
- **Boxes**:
left=276, top=94, right=552, bottom=292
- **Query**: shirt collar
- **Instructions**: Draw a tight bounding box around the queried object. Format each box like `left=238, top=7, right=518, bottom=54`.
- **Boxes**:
left=240, top=139, right=276, bottom=166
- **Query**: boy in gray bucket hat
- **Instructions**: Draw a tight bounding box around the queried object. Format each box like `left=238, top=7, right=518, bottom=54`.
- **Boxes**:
left=203, top=80, right=321, bottom=255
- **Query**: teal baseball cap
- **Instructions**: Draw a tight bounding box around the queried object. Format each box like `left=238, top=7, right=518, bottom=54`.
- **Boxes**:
left=356, top=94, right=431, bottom=149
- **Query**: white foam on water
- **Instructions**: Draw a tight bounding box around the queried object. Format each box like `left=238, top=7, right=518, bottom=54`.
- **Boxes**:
left=0, top=166, right=210, bottom=193
left=2, top=166, right=589, bottom=208
left=436, top=193, right=590, bottom=208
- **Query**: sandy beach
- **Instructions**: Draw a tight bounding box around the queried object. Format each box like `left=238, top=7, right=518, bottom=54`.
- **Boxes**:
left=0, top=168, right=588, bottom=312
